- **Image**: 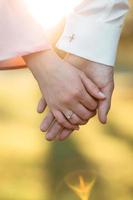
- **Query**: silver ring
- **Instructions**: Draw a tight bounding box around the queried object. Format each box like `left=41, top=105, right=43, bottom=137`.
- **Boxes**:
left=64, top=110, right=74, bottom=120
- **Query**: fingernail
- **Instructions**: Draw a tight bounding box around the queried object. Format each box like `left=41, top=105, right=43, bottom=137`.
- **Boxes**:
left=40, top=124, right=47, bottom=132
left=46, top=134, right=53, bottom=141
left=98, top=92, right=106, bottom=98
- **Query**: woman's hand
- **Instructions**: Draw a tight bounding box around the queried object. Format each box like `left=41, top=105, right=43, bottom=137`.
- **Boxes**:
left=24, top=50, right=105, bottom=131
left=37, top=98, right=96, bottom=141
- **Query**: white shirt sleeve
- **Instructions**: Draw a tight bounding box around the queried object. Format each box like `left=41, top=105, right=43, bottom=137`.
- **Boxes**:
left=56, top=0, right=129, bottom=66
left=0, top=0, right=51, bottom=61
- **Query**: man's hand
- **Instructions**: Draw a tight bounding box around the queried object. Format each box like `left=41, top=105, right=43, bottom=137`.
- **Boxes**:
left=65, top=54, right=114, bottom=124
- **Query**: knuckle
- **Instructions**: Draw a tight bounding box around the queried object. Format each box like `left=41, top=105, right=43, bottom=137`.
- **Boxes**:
left=82, top=111, right=93, bottom=120
left=57, top=117, right=64, bottom=126
left=62, top=89, right=83, bottom=103
left=56, top=117, right=68, bottom=128
left=62, top=96, right=71, bottom=105
left=73, top=88, right=83, bottom=98
left=71, top=119, right=80, bottom=125
left=54, top=112, right=64, bottom=125
left=82, top=114, right=90, bottom=120
left=53, top=110, right=70, bottom=128
left=61, top=121, right=67, bottom=127
left=90, top=101, right=97, bottom=110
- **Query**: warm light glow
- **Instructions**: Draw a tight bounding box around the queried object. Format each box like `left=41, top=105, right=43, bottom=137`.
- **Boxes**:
left=24, top=0, right=80, bottom=30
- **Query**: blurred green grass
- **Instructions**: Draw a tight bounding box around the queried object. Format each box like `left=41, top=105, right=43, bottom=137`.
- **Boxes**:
left=0, top=2, right=133, bottom=200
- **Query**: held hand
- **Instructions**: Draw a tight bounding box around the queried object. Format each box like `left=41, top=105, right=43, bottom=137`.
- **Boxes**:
left=65, top=54, right=114, bottom=123
left=37, top=97, right=96, bottom=141
left=24, top=50, right=105, bottom=132
left=37, top=98, right=76, bottom=141
left=37, top=54, right=114, bottom=141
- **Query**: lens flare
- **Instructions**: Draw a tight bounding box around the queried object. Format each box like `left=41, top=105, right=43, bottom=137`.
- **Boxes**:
left=24, top=0, right=79, bottom=29
left=65, top=170, right=96, bottom=200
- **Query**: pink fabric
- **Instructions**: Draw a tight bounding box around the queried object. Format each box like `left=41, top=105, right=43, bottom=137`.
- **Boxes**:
left=0, top=0, right=51, bottom=61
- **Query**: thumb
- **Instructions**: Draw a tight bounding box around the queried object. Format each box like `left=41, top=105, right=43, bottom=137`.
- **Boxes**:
left=98, top=100, right=110, bottom=124
left=80, top=73, right=105, bottom=100
left=98, top=86, right=113, bottom=124
left=37, top=97, right=47, bottom=113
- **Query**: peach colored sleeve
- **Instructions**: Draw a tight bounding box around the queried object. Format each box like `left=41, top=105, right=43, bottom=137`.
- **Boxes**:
left=0, top=0, right=51, bottom=61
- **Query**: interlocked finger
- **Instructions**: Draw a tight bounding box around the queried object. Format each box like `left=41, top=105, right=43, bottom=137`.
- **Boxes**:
left=46, top=121, right=63, bottom=141
left=59, top=129, right=74, bottom=141
left=64, top=111, right=88, bottom=125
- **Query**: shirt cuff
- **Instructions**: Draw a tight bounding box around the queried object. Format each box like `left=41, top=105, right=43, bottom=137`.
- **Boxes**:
left=56, top=14, right=124, bottom=66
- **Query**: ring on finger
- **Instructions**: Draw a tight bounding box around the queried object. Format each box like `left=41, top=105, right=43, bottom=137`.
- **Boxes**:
left=63, top=110, right=74, bottom=120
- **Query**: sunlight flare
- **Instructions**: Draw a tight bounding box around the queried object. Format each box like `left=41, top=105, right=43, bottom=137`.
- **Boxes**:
left=65, top=173, right=96, bottom=200
left=24, top=0, right=79, bottom=29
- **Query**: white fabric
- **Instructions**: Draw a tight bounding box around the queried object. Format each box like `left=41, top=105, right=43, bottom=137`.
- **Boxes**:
left=57, top=0, right=129, bottom=66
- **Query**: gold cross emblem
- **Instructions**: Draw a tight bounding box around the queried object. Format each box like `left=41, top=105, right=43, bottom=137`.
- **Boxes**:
left=68, top=34, right=75, bottom=42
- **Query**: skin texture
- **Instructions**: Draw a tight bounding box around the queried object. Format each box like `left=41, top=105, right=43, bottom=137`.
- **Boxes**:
left=24, top=50, right=105, bottom=131
left=37, top=54, right=114, bottom=141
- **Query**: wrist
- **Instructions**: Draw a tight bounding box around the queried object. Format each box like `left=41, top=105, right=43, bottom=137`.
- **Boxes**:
left=23, top=49, right=58, bottom=79
left=23, top=49, right=53, bottom=70
left=65, top=53, right=88, bottom=67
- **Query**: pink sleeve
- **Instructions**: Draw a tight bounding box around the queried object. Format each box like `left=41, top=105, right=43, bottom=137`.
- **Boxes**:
left=0, top=0, right=51, bottom=61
